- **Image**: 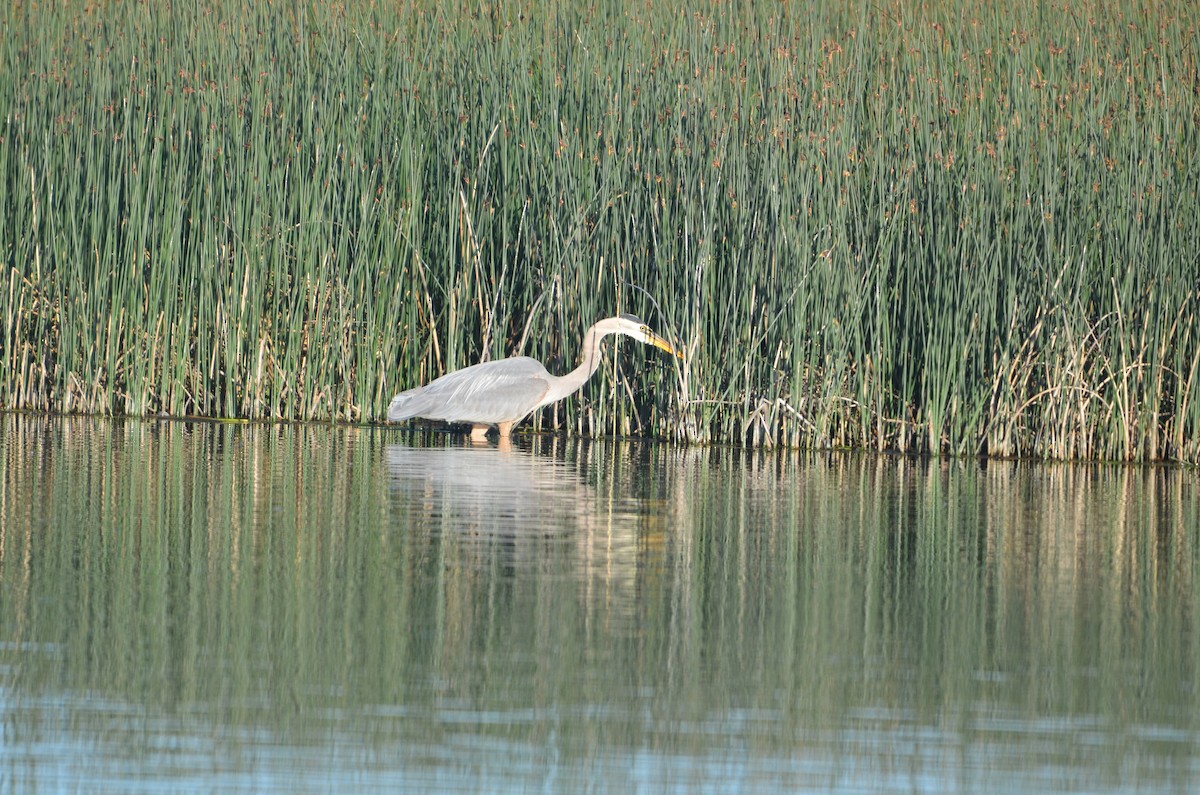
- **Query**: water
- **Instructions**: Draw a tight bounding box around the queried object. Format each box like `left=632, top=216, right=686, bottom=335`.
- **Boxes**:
left=1, top=415, right=1197, bottom=793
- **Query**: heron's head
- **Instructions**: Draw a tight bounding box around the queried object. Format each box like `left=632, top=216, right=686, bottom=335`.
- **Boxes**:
left=600, top=314, right=683, bottom=358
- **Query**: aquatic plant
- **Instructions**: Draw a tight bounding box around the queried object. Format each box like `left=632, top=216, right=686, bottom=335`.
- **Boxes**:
left=1, top=0, right=1197, bottom=459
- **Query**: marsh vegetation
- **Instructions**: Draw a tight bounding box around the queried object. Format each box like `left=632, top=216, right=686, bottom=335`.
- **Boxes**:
left=2, top=1, right=1197, bottom=458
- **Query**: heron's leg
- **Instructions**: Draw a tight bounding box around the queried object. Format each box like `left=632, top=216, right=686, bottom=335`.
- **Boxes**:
left=469, top=424, right=490, bottom=443
left=497, top=421, right=514, bottom=439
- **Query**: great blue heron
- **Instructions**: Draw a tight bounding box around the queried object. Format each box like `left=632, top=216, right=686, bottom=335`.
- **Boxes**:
left=387, top=314, right=680, bottom=441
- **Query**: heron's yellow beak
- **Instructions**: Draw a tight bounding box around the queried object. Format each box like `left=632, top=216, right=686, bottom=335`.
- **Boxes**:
left=647, top=332, right=684, bottom=359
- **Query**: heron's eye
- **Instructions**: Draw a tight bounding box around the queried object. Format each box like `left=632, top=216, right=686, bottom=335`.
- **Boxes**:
left=640, top=326, right=650, bottom=335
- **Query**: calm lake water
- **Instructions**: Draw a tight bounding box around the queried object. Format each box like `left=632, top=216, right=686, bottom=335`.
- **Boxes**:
left=1, top=415, right=1197, bottom=793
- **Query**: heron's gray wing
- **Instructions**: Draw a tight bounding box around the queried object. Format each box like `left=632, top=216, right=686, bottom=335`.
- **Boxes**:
left=387, top=357, right=553, bottom=425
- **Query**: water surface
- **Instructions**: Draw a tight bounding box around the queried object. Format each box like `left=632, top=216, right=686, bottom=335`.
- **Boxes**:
left=1, top=416, right=1197, bottom=792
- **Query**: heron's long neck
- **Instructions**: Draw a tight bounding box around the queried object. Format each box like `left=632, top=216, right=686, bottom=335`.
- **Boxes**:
left=545, top=324, right=608, bottom=404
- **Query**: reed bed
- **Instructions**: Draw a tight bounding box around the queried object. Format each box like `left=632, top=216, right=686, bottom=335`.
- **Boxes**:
left=2, top=0, right=1198, bottom=460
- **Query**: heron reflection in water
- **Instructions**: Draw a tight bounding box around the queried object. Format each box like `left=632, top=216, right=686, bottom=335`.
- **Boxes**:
left=387, top=314, right=680, bottom=441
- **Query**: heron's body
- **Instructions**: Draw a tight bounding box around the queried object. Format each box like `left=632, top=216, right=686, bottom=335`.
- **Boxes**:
left=387, top=315, right=678, bottom=440
left=387, top=356, right=558, bottom=438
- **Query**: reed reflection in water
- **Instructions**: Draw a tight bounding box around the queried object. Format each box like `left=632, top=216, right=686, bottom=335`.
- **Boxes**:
left=0, top=415, right=1197, bottom=793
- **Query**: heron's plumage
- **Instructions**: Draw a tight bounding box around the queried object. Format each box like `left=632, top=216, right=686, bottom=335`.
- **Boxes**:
left=387, top=357, right=553, bottom=425
left=387, top=315, right=679, bottom=438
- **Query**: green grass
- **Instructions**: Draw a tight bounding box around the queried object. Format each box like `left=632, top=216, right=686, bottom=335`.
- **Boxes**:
left=1, top=0, right=1198, bottom=459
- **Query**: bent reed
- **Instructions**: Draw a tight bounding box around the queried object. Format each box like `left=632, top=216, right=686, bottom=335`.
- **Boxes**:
left=2, top=1, right=1198, bottom=460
